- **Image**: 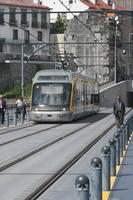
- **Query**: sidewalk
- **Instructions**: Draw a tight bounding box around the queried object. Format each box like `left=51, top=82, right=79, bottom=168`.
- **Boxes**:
left=108, top=133, right=133, bottom=200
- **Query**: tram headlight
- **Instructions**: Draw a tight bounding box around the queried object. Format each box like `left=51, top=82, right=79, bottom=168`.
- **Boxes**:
left=35, top=108, right=39, bottom=111
left=62, top=108, right=66, bottom=111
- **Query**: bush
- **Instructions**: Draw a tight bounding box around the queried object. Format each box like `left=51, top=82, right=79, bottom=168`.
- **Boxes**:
left=4, top=84, right=32, bottom=99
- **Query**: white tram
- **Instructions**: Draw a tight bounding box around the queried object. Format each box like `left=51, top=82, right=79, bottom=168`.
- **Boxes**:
left=30, top=70, right=100, bottom=122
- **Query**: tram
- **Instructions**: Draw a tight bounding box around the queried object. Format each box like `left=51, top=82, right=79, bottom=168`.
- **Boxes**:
left=30, top=70, right=100, bottom=122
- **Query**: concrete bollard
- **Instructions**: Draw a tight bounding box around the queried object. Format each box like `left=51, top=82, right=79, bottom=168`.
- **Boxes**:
left=109, top=138, right=116, bottom=176
left=101, top=146, right=110, bottom=191
left=6, top=112, right=9, bottom=127
left=75, top=175, right=90, bottom=200
left=91, top=157, right=102, bottom=200
left=13, top=111, right=17, bottom=126
left=114, top=131, right=120, bottom=165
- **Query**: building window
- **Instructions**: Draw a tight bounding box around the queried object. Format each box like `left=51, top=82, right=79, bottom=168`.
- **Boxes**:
left=13, top=29, right=18, bottom=40
left=38, top=31, right=42, bottom=41
left=21, top=9, right=28, bottom=26
left=24, top=30, right=30, bottom=43
left=0, top=11, right=4, bottom=25
left=41, top=12, right=47, bottom=28
left=32, top=11, right=38, bottom=28
left=69, top=0, right=73, bottom=4
left=9, top=8, right=16, bottom=26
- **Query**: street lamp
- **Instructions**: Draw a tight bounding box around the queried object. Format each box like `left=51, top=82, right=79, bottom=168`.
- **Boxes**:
left=129, top=32, right=133, bottom=79
left=114, top=16, right=119, bottom=83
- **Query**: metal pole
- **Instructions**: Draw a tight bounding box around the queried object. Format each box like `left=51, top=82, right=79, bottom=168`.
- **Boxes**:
left=75, top=175, right=90, bottom=200
left=129, top=33, right=133, bottom=78
left=21, top=110, right=24, bottom=124
left=114, top=25, right=117, bottom=83
left=21, top=44, right=24, bottom=97
left=13, top=111, right=17, bottom=126
left=27, top=110, right=30, bottom=122
left=120, top=129, right=123, bottom=157
left=6, top=112, right=9, bottom=127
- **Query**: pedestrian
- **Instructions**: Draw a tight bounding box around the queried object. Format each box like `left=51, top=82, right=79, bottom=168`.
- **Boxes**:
left=16, top=96, right=26, bottom=119
left=0, top=95, right=6, bottom=124
left=113, top=96, right=125, bottom=128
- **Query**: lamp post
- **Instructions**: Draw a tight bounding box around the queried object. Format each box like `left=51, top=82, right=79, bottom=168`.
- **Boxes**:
left=129, top=32, right=133, bottom=79
left=114, top=16, right=119, bottom=83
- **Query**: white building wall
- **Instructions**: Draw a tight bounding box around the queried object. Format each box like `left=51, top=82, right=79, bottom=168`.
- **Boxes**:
left=0, top=5, right=50, bottom=44
left=34, top=0, right=88, bottom=22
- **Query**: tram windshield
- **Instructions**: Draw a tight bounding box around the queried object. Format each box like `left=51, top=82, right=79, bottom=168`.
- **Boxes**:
left=32, top=83, right=71, bottom=110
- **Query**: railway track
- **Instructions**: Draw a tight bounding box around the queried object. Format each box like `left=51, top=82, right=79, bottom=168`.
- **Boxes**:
left=0, top=108, right=131, bottom=173
left=0, top=107, right=110, bottom=146
left=0, top=124, right=61, bottom=146
left=24, top=123, right=115, bottom=200
left=0, top=108, right=131, bottom=200
left=0, top=119, right=100, bottom=171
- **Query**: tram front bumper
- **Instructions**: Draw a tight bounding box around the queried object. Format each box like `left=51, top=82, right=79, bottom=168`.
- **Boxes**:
left=30, top=111, right=73, bottom=122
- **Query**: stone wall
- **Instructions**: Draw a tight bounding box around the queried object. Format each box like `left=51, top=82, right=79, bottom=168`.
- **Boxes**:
left=0, top=63, right=44, bottom=93
left=100, top=81, right=128, bottom=107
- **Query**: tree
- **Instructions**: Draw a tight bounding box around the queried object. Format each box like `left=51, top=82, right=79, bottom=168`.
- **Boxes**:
left=53, top=15, right=65, bottom=33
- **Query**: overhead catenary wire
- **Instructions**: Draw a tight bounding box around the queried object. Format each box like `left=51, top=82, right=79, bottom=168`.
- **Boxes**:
left=57, top=0, right=115, bottom=52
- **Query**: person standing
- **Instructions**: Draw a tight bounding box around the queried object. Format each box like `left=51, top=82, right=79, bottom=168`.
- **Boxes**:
left=113, top=96, right=125, bottom=128
left=0, top=95, right=6, bottom=124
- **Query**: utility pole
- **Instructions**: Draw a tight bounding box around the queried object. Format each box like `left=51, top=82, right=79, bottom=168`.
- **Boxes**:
left=114, top=16, right=119, bottom=83
left=21, top=44, right=24, bottom=97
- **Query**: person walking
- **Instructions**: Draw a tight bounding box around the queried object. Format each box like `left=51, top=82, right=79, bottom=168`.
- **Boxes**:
left=16, top=96, right=26, bottom=119
left=113, top=96, right=125, bottom=128
left=0, top=95, right=6, bottom=124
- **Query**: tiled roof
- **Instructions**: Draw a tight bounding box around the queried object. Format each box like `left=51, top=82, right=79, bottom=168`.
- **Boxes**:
left=0, top=0, right=50, bottom=10
left=81, top=0, right=124, bottom=10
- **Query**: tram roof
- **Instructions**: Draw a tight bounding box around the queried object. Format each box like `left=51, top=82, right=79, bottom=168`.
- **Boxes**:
left=33, top=69, right=97, bottom=84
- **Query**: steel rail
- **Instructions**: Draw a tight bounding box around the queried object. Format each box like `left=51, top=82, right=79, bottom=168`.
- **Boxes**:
left=0, top=124, right=61, bottom=146
left=0, top=122, right=95, bottom=172
left=24, top=109, right=132, bottom=200
left=25, top=123, right=115, bottom=200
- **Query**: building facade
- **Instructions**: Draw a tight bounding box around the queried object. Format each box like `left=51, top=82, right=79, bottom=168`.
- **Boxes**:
left=34, top=0, right=88, bottom=22
left=113, top=0, right=133, bottom=10
left=0, top=0, right=50, bottom=93
left=64, top=0, right=133, bottom=83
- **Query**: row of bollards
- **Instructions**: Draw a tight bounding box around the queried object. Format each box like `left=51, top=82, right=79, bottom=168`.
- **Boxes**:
left=75, top=118, right=132, bottom=200
left=5, top=110, right=30, bottom=127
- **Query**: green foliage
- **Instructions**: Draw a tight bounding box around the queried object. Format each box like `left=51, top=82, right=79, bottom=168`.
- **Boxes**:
left=53, top=16, right=65, bottom=33
left=4, top=84, right=32, bottom=99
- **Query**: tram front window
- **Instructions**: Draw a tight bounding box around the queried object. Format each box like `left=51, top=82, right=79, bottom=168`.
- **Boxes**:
left=32, top=83, right=71, bottom=110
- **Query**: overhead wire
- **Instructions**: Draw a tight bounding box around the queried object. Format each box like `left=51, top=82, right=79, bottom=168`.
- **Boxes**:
left=58, top=0, right=110, bottom=51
